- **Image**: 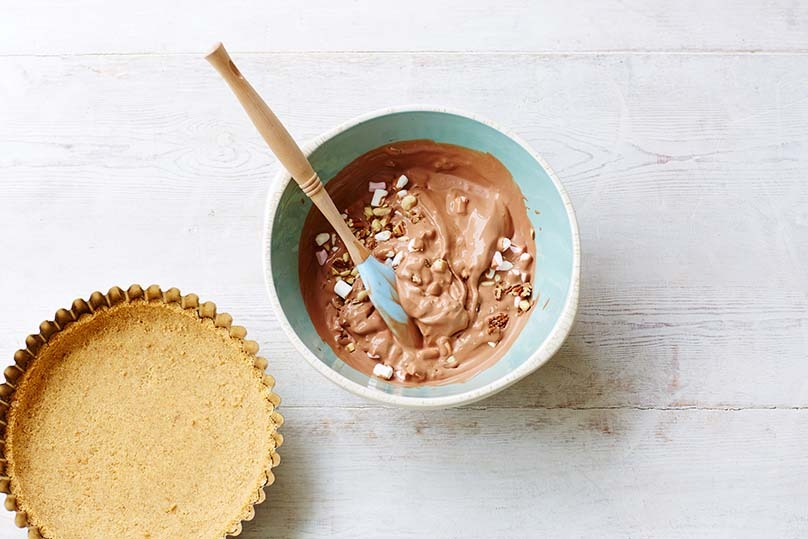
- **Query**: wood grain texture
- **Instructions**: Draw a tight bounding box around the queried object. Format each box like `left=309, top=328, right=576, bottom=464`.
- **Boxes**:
left=2, top=5, right=808, bottom=535
left=2, top=0, right=808, bottom=55
left=1, top=53, right=806, bottom=412
left=244, top=408, right=808, bottom=538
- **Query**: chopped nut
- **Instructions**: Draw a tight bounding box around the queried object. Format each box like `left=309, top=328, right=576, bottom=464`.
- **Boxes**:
left=518, top=300, right=531, bottom=312
left=497, top=237, right=512, bottom=252
left=449, top=195, right=469, bottom=215
left=432, top=259, right=448, bottom=272
left=372, top=207, right=391, bottom=216
left=350, top=267, right=359, bottom=276
left=487, top=341, right=497, bottom=348
left=345, top=342, right=356, bottom=352
left=342, top=253, right=349, bottom=262
left=315, top=232, right=330, bottom=246
left=371, top=219, right=382, bottom=232
left=401, top=194, right=418, bottom=211
left=332, top=257, right=352, bottom=272
left=491, top=251, right=503, bottom=269
left=494, top=285, right=503, bottom=301
left=374, top=230, right=392, bottom=241
left=445, top=355, right=457, bottom=366
left=356, top=290, right=369, bottom=302
left=481, top=280, right=495, bottom=287
left=392, top=221, right=407, bottom=237
left=411, top=274, right=422, bottom=285
left=487, top=313, right=509, bottom=334
left=363, top=206, right=374, bottom=219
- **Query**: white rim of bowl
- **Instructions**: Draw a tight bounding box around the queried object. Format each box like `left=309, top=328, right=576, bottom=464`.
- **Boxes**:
left=263, top=104, right=581, bottom=409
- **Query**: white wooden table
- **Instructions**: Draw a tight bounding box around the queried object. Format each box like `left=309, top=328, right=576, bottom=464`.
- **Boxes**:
left=2, top=2, right=807, bottom=537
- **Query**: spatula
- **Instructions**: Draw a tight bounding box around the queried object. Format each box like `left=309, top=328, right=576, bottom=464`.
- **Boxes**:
left=206, top=42, right=420, bottom=348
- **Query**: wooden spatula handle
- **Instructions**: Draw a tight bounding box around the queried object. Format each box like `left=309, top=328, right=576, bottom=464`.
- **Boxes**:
left=206, top=42, right=368, bottom=262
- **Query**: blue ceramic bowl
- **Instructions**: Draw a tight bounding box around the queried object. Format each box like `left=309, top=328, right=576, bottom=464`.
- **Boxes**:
left=264, top=106, right=580, bottom=408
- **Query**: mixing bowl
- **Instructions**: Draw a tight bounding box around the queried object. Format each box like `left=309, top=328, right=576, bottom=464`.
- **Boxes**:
left=264, top=106, right=580, bottom=408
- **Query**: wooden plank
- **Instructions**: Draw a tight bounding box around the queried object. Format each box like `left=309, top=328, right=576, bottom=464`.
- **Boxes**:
left=1, top=53, right=807, bottom=411
left=242, top=407, right=808, bottom=538
left=2, top=0, right=808, bottom=55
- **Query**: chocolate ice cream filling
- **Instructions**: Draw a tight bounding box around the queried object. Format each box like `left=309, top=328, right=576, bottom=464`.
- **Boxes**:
left=299, top=140, right=536, bottom=385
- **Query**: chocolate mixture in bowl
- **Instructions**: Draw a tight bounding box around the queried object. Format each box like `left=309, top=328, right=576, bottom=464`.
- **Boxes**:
left=299, top=140, right=537, bottom=386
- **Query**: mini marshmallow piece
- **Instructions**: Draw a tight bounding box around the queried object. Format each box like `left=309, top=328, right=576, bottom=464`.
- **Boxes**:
left=315, top=232, right=330, bottom=246
left=520, top=252, right=533, bottom=263
left=370, top=189, right=388, bottom=207
left=374, top=230, right=392, bottom=241
left=331, top=233, right=337, bottom=245
left=394, top=369, right=407, bottom=382
left=396, top=189, right=409, bottom=198
left=392, top=251, right=405, bottom=267
left=498, top=237, right=512, bottom=252
left=373, top=363, right=394, bottom=380
left=331, top=246, right=339, bottom=252
left=496, top=260, right=514, bottom=272
left=445, top=355, right=457, bottom=365
left=395, top=174, right=409, bottom=189
left=487, top=342, right=497, bottom=348
left=334, top=279, right=353, bottom=299
left=368, top=181, right=387, bottom=192
left=491, top=251, right=503, bottom=268
left=407, top=238, right=418, bottom=252
left=510, top=268, right=521, bottom=275
left=514, top=295, right=521, bottom=307
left=509, top=244, right=524, bottom=255
left=521, top=271, right=529, bottom=282
left=385, top=250, right=395, bottom=258
left=485, top=268, right=496, bottom=279
left=384, top=258, right=394, bottom=267
left=315, top=250, right=328, bottom=266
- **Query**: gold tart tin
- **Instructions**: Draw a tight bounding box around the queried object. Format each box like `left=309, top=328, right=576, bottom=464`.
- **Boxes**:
left=0, top=285, right=283, bottom=538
